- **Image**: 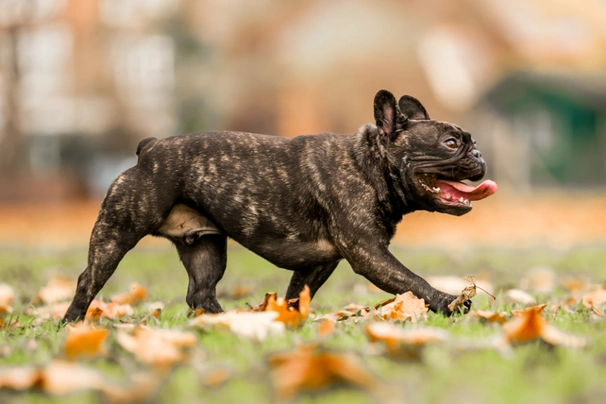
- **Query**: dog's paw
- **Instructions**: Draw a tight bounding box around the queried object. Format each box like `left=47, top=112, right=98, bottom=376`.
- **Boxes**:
left=431, top=293, right=471, bottom=316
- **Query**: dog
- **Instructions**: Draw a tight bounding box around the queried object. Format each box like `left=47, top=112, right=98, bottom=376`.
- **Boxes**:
left=63, top=89, right=497, bottom=322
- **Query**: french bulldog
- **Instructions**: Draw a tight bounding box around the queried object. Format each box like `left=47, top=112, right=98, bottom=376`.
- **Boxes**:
left=63, top=89, right=497, bottom=322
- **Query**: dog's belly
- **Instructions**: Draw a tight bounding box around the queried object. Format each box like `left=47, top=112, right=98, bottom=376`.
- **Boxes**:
left=243, top=238, right=342, bottom=270
left=157, top=204, right=342, bottom=269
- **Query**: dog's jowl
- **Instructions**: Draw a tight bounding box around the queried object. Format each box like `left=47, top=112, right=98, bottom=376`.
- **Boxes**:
left=63, top=89, right=498, bottom=322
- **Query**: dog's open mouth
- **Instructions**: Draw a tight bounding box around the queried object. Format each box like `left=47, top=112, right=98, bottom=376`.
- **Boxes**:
left=420, top=174, right=498, bottom=208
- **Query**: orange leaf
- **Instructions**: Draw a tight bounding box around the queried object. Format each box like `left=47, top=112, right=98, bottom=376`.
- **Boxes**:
left=374, top=291, right=427, bottom=323
left=268, top=343, right=375, bottom=400
left=110, top=283, right=148, bottom=305
left=87, top=300, right=134, bottom=320
left=502, top=304, right=586, bottom=347
left=31, top=276, right=76, bottom=306
left=64, top=324, right=109, bottom=360
left=253, top=286, right=310, bottom=328
left=190, top=311, right=285, bottom=340
left=365, top=322, right=446, bottom=359
left=468, top=310, right=507, bottom=325
left=318, top=319, right=335, bottom=337
left=0, top=283, right=15, bottom=314
left=582, top=286, right=606, bottom=309
left=116, top=325, right=198, bottom=368
left=504, top=305, right=547, bottom=344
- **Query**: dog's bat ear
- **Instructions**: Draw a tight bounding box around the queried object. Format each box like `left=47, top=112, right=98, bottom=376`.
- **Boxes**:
left=374, top=90, right=399, bottom=135
left=398, top=95, right=429, bottom=120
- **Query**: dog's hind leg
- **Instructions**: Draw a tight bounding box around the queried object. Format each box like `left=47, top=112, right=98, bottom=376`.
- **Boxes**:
left=175, top=234, right=227, bottom=314
left=285, top=261, right=340, bottom=301
left=63, top=167, right=172, bottom=322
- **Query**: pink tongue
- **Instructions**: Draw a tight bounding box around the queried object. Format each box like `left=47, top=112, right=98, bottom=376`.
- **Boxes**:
left=435, top=179, right=498, bottom=201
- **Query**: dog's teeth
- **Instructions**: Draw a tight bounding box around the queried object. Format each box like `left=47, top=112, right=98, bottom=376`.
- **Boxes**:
left=432, top=187, right=440, bottom=193
left=459, top=197, right=465, bottom=203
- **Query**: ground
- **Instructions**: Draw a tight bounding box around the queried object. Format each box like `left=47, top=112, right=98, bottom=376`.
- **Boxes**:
left=1, top=243, right=606, bottom=403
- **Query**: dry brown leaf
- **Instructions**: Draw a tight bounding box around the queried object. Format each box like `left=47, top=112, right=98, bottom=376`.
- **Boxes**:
left=318, top=319, right=335, bottom=337
left=591, top=305, right=604, bottom=317
left=316, top=304, right=370, bottom=323
left=268, top=343, right=376, bottom=401
left=365, top=322, right=446, bottom=360
left=101, top=372, right=161, bottom=404
left=520, top=266, right=557, bottom=293
left=502, top=304, right=587, bottom=347
left=468, top=310, right=507, bottom=324
left=427, top=275, right=494, bottom=297
left=64, top=323, right=109, bottom=360
left=86, top=300, right=134, bottom=320
left=251, top=286, right=311, bottom=327
left=190, top=311, right=285, bottom=341
left=31, top=276, right=76, bottom=305
left=448, top=285, right=477, bottom=312
left=0, top=360, right=105, bottom=394
left=0, top=283, right=15, bottom=313
left=201, top=368, right=230, bottom=388
left=549, top=303, right=560, bottom=318
left=26, top=301, right=71, bottom=321
left=582, top=286, right=606, bottom=309
left=116, top=325, right=198, bottom=368
left=110, top=283, right=148, bottom=305
left=504, top=289, right=537, bottom=305
left=374, top=291, right=427, bottom=323
left=560, top=275, right=592, bottom=293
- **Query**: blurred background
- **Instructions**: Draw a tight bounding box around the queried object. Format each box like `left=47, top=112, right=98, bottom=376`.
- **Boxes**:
left=1, top=0, right=605, bottom=250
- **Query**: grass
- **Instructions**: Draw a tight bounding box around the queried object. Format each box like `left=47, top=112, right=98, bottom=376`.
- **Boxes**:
left=1, top=243, right=606, bottom=403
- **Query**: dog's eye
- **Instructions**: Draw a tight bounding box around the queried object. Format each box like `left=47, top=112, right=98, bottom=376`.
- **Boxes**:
left=444, top=139, right=458, bottom=149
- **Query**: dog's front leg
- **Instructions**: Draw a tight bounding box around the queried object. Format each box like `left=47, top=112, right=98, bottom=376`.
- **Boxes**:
left=339, top=242, right=469, bottom=314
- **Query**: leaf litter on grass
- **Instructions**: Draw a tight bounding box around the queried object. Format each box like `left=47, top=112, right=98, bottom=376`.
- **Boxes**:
left=1, top=269, right=605, bottom=402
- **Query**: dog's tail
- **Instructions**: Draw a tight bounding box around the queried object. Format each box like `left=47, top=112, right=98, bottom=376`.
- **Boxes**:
left=136, top=137, right=158, bottom=157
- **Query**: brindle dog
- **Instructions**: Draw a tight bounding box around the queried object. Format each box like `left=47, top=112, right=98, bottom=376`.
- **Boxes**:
left=63, top=89, right=497, bottom=322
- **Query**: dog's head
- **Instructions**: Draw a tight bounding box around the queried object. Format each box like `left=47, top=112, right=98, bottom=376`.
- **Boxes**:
left=372, top=89, right=497, bottom=216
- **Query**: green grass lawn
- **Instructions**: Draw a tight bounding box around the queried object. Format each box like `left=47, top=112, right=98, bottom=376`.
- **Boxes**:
left=1, top=244, right=606, bottom=403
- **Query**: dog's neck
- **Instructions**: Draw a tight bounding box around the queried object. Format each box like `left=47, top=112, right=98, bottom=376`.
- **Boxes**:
left=352, top=125, right=418, bottom=232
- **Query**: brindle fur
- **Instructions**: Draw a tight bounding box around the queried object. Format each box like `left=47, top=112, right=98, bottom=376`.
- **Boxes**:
left=63, top=90, right=486, bottom=322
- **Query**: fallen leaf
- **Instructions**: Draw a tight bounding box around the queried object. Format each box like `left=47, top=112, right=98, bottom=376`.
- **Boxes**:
left=31, top=276, right=76, bottom=305
left=64, top=323, right=109, bottom=360
left=365, top=322, right=447, bottom=360
left=427, top=275, right=494, bottom=297
left=520, top=266, right=557, bottom=293
left=0, top=283, right=15, bottom=313
left=0, top=360, right=159, bottom=402
left=582, top=286, right=606, bottom=309
left=504, top=289, right=537, bottom=305
left=560, top=275, right=592, bottom=293
left=190, top=311, right=285, bottom=341
left=0, top=360, right=104, bottom=395
left=86, top=300, right=134, bottom=320
left=316, top=304, right=370, bottom=323
left=374, top=292, right=427, bottom=323
left=502, top=305, right=587, bottom=348
left=116, top=325, right=198, bottom=368
left=110, top=283, right=148, bottom=305
left=26, top=301, right=71, bottom=320
left=251, top=286, right=311, bottom=327
left=448, top=285, right=477, bottom=312
left=318, top=319, right=335, bottom=337
left=201, top=368, right=230, bottom=388
left=468, top=310, right=507, bottom=324
left=268, top=343, right=376, bottom=400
